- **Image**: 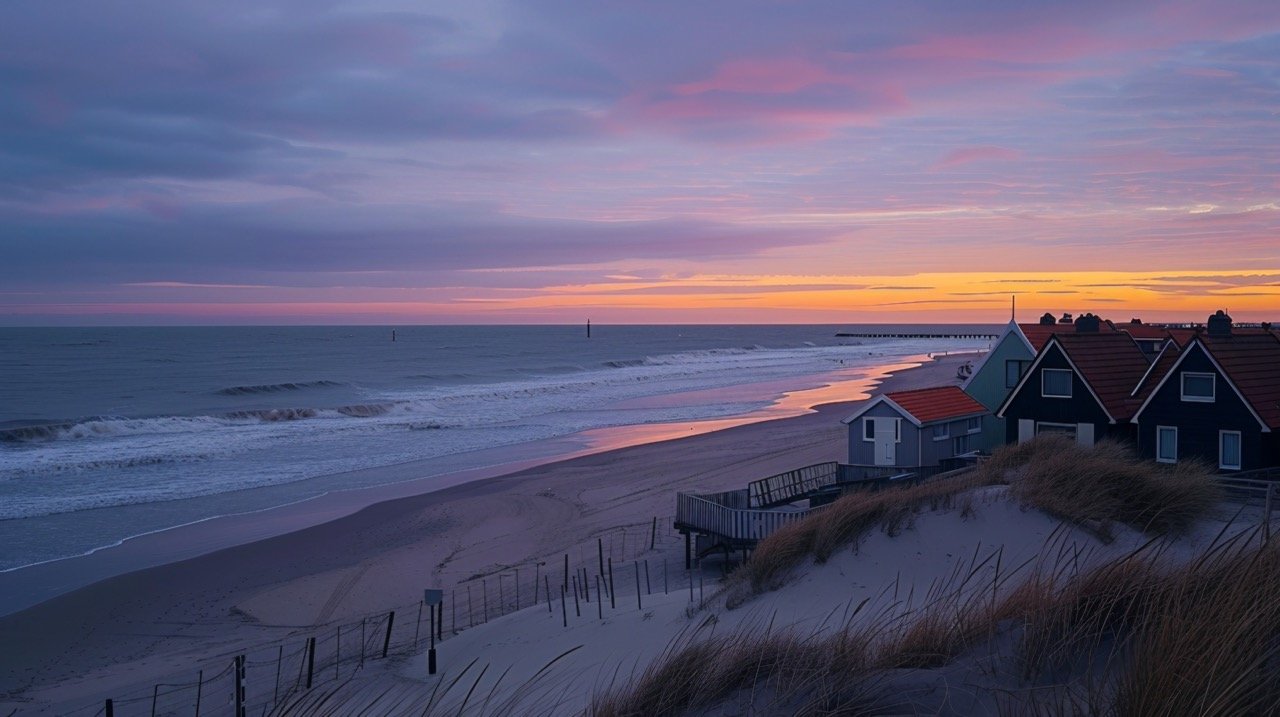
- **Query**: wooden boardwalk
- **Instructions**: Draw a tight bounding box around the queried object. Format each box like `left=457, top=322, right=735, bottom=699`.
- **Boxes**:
left=836, top=332, right=997, bottom=339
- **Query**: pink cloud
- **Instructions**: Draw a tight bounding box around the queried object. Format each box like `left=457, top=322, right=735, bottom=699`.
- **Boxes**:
left=932, top=146, right=1023, bottom=170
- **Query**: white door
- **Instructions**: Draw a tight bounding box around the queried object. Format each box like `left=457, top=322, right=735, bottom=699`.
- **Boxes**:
left=874, top=418, right=897, bottom=466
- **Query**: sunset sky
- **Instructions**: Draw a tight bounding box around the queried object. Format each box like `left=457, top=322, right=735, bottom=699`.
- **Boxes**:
left=2, top=0, right=1278, bottom=324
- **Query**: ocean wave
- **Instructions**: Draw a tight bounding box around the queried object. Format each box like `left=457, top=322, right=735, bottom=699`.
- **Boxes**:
left=215, top=380, right=344, bottom=396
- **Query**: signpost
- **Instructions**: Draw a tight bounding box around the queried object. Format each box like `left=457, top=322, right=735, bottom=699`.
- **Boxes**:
left=424, top=589, right=443, bottom=675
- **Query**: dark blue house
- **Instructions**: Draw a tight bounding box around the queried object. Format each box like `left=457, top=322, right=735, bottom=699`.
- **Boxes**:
left=1130, top=314, right=1280, bottom=472
left=996, top=315, right=1152, bottom=446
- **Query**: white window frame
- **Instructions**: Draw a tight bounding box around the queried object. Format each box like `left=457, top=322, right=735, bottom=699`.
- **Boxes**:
left=863, top=417, right=902, bottom=443
left=1036, top=422, right=1077, bottom=436
left=932, top=423, right=950, bottom=441
left=1155, top=425, right=1177, bottom=464
left=1042, top=369, right=1073, bottom=398
left=1181, top=372, right=1216, bottom=403
left=966, top=417, right=982, bottom=433
left=1219, top=430, right=1242, bottom=471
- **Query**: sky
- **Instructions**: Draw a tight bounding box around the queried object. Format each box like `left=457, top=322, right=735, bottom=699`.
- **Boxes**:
left=2, top=0, right=1278, bottom=325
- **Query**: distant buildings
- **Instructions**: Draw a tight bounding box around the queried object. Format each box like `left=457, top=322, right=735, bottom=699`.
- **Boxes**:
left=851, top=310, right=1279, bottom=475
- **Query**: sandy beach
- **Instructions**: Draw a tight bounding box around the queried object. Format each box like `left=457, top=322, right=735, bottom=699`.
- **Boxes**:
left=0, top=353, right=972, bottom=712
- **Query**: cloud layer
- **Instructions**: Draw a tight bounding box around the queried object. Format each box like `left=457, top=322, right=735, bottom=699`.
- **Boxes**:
left=2, top=0, right=1278, bottom=322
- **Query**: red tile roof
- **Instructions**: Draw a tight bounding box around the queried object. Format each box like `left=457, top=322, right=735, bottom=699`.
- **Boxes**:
left=886, top=386, right=988, bottom=424
left=1051, top=333, right=1152, bottom=421
left=1118, top=324, right=1172, bottom=340
left=1019, top=322, right=1116, bottom=351
left=1200, top=333, right=1280, bottom=429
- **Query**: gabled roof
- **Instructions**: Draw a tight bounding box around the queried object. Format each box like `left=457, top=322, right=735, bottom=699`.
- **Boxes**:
left=1201, top=334, right=1280, bottom=429
left=1018, top=322, right=1110, bottom=352
left=996, top=332, right=1150, bottom=423
left=961, top=319, right=1025, bottom=391
left=1130, top=333, right=1280, bottom=431
left=843, top=385, right=987, bottom=427
left=1054, top=333, right=1152, bottom=421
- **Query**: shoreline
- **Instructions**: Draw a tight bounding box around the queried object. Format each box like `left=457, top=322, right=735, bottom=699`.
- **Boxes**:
left=0, top=358, right=923, bottom=614
left=0, top=352, right=976, bottom=710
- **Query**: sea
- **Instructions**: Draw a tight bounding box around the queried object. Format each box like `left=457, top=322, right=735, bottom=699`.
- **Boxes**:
left=0, top=325, right=994, bottom=581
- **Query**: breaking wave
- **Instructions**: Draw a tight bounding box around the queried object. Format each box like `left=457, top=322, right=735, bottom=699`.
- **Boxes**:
left=216, top=380, right=344, bottom=396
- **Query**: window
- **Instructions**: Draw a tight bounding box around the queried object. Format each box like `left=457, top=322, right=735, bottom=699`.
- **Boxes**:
left=932, top=424, right=950, bottom=441
left=1181, top=372, right=1215, bottom=402
left=1037, top=422, right=1077, bottom=437
left=953, top=434, right=971, bottom=454
left=1156, top=426, right=1177, bottom=464
left=966, top=417, right=982, bottom=433
left=863, top=418, right=902, bottom=442
left=1005, top=360, right=1031, bottom=388
left=1042, top=369, right=1073, bottom=398
left=1220, top=431, right=1242, bottom=471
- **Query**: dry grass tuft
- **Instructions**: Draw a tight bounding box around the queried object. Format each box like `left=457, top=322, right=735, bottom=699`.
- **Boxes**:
left=727, top=471, right=997, bottom=607
left=985, top=436, right=1219, bottom=538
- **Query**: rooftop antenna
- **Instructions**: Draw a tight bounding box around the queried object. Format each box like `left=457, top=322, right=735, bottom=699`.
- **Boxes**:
left=1011, top=295, right=1016, bottom=321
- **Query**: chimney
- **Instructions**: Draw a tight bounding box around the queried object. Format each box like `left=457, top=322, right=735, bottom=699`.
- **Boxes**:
left=1130, top=318, right=1143, bottom=325
left=1039, top=312, right=1056, bottom=326
left=1059, top=312, right=1074, bottom=324
left=1207, top=310, right=1233, bottom=338
left=1075, top=313, right=1101, bottom=333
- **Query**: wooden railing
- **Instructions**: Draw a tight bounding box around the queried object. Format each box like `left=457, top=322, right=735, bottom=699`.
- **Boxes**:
left=676, top=492, right=819, bottom=542
left=748, top=462, right=840, bottom=509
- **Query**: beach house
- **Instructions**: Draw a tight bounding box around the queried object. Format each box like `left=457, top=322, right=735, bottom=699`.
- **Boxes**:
left=961, top=312, right=1114, bottom=451
left=996, top=314, right=1151, bottom=446
left=1130, top=312, right=1280, bottom=472
left=841, top=386, right=988, bottom=478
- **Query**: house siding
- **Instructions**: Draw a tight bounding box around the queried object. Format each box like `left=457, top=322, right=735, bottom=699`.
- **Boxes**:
left=848, top=405, right=981, bottom=470
left=1001, top=344, right=1113, bottom=444
left=1135, top=346, right=1271, bottom=471
left=847, top=402, right=920, bottom=467
left=963, top=328, right=1033, bottom=452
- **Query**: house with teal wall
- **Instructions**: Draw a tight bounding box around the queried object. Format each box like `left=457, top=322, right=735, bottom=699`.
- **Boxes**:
left=961, top=320, right=1036, bottom=451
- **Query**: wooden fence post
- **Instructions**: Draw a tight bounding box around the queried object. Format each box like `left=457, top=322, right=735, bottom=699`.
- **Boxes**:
left=104, top=700, right=114, bottom=717
left=382, top=611, right=396, bottom=658
left=234, top=654, right=246, bottom=717
left=195, top=669, right=203, bottom=717
left=650, top=516, right=657, bottom=550
left=306, top=637, right=316, bottom=689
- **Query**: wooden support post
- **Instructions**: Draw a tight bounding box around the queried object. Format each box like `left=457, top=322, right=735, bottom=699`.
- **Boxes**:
left=545, top=576, right=553, bottom=614
left=105, top=700, right=114, bottom=717
left=428, top=601, right=437, bottom=676
left=664, top=558, right=669, bottom=595
left=684, top=531, right=692, bottom=570
left=195, top=669, right=203, bottom=717
left=596, top=575, right=603, bottom=620
left=382, top=611, right=396, bottom=658
left=437, top=603, right=442, bottom=641
left=651, top=516, right=657, bottom=550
